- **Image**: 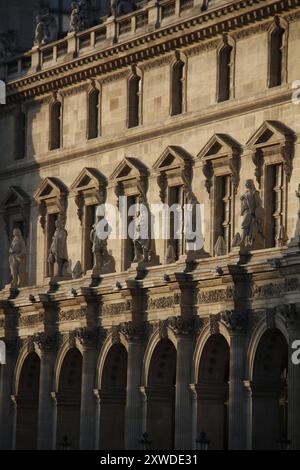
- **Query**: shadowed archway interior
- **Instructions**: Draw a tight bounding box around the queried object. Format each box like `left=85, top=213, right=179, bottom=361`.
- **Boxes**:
left=146, top=338, right=177, bottom=450
left=196, top=334, right=229, bottom=450
left=56, top=348, right=82, bottom=450
left=252, top=328, right=288, bottom=450
left=15, top=352, right=40, bottom=450
left=99, top=343, right=128, bottom=450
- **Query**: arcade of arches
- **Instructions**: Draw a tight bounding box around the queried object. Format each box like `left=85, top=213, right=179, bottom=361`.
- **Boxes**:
left=0, top=308, right=299, bottom=451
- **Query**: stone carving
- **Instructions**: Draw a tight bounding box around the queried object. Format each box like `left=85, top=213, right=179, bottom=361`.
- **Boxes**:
left=34, top=9, right=57, bottom=46
left=214, top=235, right=226, bottom=256
left=251, top=278, right=300, bottom=299
left=119, top=321, right=144, bottom=341
left=220, top=309, right=247, bottom=332
left=111, top=0, right=136, bottom=17
left=48, top=216, right=69, bottom=278
left=102, top=300, right=132, bottom=316
left=277, top=304, right=300, bottom=327
left=0, top=30, right=17, bottom=59
left=75, top=327, right=99, bottom=348
left=110, top=325, right=121, bottom=344
left=148, top=294, right=181, bottom=311
left=35, top=332, right=59, bottom=351
left=58, top=307, right=87, bottom=322
left=167, top=316, right=194, bottom=336
left=133, top=207, right=151, bottom=263
left=26, top=336, right=36, bottom=354
left=158, top=320, right=168, bottom=340
left=19, top=313, right=44, bottom=327
left=240, top=179, right=264, bottom=247
left=69, top=1, right=89, bottom=34
left=90, top=216, right=111, bottom=273
left=9, top=228, right=26, bottom=289
left=198, top=286, right=235, bottom=304
left=210, top=314, right=220, bottom=335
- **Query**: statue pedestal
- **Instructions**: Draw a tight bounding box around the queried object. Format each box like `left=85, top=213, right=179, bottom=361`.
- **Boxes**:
left=2, top=284, right=19, bottom=299
left=47, top=274, right=72, bottom=287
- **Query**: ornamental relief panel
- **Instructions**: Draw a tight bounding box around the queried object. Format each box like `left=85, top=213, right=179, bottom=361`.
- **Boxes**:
left=197, top=286, right=235, bottom=304
left=102, top=301, right=132, bottom=316
left=147, top=294, right=181, bottom=311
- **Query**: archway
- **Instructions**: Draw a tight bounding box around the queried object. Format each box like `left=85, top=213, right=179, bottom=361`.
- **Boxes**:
left=146, top=338, right=177, bottom=450
left=15, top=352, right=40, bottom=449
left=99, top=343, right=128, bottom=450
left=56, top=348, right=82, bottom=450
left=196, top=334, right=229, bottom=450
left=252, top=328, right=288, bottom=450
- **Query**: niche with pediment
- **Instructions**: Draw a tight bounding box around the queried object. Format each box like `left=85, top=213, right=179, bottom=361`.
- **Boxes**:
left=110, top=157, right=149, bottom=270
left=1, top=186, right=31, bottom=240
left=153, top=146, right=193, bottom=263
left=246, top=121, right=295, bottom=248
left=34, top=177, right=68, bottom=277
left=71, top=168, right=107, bottom=273
left=198, top=134, right=241, bottom=255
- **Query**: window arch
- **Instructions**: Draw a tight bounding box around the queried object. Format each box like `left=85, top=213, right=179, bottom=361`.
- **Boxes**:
left=128, top=68, right=142, bottom=128
left=268, top=17, right=287, bottom=88
left=87, top=84, right=101, bottom=140
left=170, top=54, right=186, bottom=116
left=49, top=94, right=62, bottom=151
left=217, top=37, right=234, bottom=103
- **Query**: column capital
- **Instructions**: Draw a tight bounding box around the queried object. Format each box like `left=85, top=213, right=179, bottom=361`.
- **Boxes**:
left=166, top=315, right=194, bottom=337
left=119, top=321, right=145, bottom=342
left=70, top=327, right=99, bottom=349
left=277, top=304, right=300, bottom=330
left=35, top=332, right=59, bottom=353
left=220, top=309, right=248, bottom=334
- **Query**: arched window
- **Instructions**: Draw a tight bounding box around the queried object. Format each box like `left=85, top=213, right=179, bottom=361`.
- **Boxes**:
left=269, top=22, right=285, bottom=88
left=128, top=74, right=141, bottom=128
left=87, top=87, right=100, bottom=140
left=49, top=99, right=62, bottom=150
left=170, top=59, right=185, bottom=116
left=217, top=42, right=233, bottom=103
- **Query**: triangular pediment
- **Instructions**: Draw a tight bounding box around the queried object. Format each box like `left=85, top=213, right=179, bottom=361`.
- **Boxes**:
left=1, top=186, right=30, bottom=208
left=110, top=157, right=147, bottom=181
left=198, top=134, right=240, bottom=160
left=246, top=121, right=294, bottom=148
left=153, top=146, right=192, bottom=171
left=70, top=167, right=106, bottom=193
left=34, top=177, right=67, bottom=202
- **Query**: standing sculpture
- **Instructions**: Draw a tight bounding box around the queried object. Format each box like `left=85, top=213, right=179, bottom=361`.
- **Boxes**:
left=34, top=10, right=57, bottom=46
left=133, top=207, right=150, bottom=263
left=9, top=228, right=26, bottom=288
left=69, top=1, right=89, bottom=33
left=48, top=217, right=69, bottom=278
left=90, top=215, right=111, bottom=272
left=240, top=179, right=264, bottom=247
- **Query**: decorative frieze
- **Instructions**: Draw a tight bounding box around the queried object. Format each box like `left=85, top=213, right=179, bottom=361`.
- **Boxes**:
left=197, top=286, right=235, bottom=304
left=147, top=294, right=181, bottom=311
left=19, top=312, right=44, bottom=327
left=251, top=278, right=300, bottom=299
left=58, top=307, right=87, bottom=322
left=102, top=301, right=132, bottom=316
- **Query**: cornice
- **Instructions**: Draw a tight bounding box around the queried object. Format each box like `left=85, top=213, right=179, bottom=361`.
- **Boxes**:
left=5, top=0, right=300, bottom=102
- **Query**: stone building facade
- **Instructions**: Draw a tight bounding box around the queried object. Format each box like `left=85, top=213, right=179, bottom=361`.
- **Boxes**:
left=0, top=0, right=300, bottom=451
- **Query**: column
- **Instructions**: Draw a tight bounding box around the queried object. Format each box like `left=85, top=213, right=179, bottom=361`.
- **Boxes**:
left=123, top=327, right=143, bottom=450
left=37, top=334, right=57, bottom=449
left=79, top=330, right=98, bottom=450
left=286, top=307, right=300, bottom=450
left=174, top=329, right=193, bottom=450
left=222, top=310, right=247, bottom=450
left=0, top=341, right=18, bottom=450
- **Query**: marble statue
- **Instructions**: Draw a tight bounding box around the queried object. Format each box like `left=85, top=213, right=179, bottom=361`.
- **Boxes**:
left=48, top=217, right=69, bottom=278
left=9, top=228, right=26, bottom=288
left=34, top=10, right=57, bottom=46
left=69, top=1, right=89, bottom=33
left=133, top=208, right=150, bottom=263
left=90, top=216, right=111, bottom=271
left=240, top=179, right=264, bottom=247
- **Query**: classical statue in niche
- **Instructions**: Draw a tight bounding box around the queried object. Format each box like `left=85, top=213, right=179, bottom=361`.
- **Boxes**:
left=48, top=217, right=69, bottom=278
left=240, top=179, right=264, bottom=247
left=9, top=228, right=26, bottom=288
left=133, top=207, right=151, bottom=263
left=34, top=10, right=57, bottom=46
left=90, top=215, right=111, bottom=272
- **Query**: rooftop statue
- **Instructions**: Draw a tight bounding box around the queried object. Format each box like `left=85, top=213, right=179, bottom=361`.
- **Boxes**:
left=69, top=1, right=90, bottom=34
left=34, top=9, right=57, bottom=46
